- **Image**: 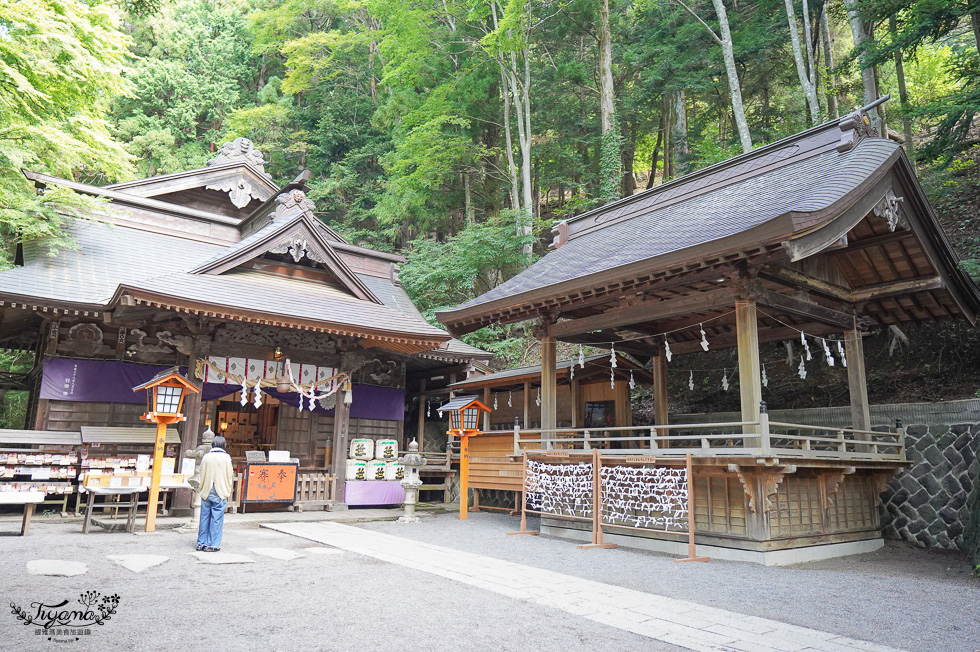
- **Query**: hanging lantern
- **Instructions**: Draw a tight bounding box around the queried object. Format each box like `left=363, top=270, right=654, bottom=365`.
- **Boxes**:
left=700, top=324, right=709, bottom=352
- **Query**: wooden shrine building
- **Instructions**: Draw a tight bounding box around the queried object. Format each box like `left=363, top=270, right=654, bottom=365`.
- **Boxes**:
left=0, top=138, right=489, bottom=511
left=437, top=104, right=980, bottom=563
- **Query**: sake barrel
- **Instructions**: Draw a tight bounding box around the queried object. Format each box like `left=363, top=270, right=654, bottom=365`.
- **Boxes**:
left=375, top=439, right=398, bottom=461
left=346, top=459, right=367, bottom=481
left=384, top=461, right=404, bottom=481
left=366, top=460, right=387, bottom=481
left=349, top=438, right=374, bottom=461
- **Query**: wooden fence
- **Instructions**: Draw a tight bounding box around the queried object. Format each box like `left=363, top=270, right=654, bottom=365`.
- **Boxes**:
left=508, top=450, right=708, bottom=562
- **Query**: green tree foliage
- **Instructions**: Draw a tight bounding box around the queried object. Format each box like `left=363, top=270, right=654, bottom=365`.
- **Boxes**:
left=0, top=0, right=133, bottom=262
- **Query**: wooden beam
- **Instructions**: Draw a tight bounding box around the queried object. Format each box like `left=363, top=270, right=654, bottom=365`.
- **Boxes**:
left=851, top=276, right=944, bottom=302
left=735, top=300, right=762, bottom=444
left=755, top=288, right=854, bottom=329
left=652, top=355, right=668, bottom=427
left=331, top=386, right=352, bottom=509
left=570, top=377, right=581, bottom=428
left=830, top=229, right=913, bottom=256
left=548, top=288, right=734, bottom=339
left=540, top=335, right=557, bottom=435
left=763, top=267, right=943, bottom=304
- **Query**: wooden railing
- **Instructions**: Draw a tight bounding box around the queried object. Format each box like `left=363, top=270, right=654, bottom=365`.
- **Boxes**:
left=505, top=409, right=906, bottom=462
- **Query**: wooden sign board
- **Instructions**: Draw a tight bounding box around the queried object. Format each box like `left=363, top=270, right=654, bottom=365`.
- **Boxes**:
left=245, top=450, right=266, bottom=462
left=242, top=462, right=298, bottom=503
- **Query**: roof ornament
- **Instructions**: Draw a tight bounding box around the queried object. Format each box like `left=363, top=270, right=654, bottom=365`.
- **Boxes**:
left=836, top=95, right=889, bottom=153
left=274, top=188, right=316, bottom=221
left=208, top=137, right=267, bottom=171
left=872, top=189, right=908, bottom=232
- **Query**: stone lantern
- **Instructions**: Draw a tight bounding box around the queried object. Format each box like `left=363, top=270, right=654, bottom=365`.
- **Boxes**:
left=397, top=439, right=427, bottom=523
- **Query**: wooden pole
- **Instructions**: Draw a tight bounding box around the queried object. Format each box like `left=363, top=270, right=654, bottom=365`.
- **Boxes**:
left=844, top=328, right=871, bottom=431
left=652, top=354, right=668, bottom=448
left=507, top=451, right=538, bottom=535
left=578, top=447, right=617, bottom=549
left=483, top=386, right=491, bottom=432
left=523, top=379, right=530, bottom=429
left=540, top=335, right=557, bottom=437
left=570, top=377, right=581, bottom=428
left=676, top=452, right=709, bottom=562
left=330, top=387, right=351, bottom=509
left=735, top=299, right=763, bottom=446
left=417, top=379, right=426, bottom=452
left=458, top=434, right=469, bottom=520
left=145, top=420, right=168, bottom=533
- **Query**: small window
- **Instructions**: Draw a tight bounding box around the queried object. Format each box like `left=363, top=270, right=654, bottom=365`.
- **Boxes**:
left=584, top=401, right=615, bottom=429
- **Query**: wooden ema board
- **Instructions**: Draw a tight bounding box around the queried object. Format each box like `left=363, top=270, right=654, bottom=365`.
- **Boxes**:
left=242, top=462, right=298, bottom=503
left=467, top=433, right=523, bottom=492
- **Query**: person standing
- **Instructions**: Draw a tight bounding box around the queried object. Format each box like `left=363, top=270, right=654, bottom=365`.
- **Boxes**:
left=196, top=435, right=234, bottom=552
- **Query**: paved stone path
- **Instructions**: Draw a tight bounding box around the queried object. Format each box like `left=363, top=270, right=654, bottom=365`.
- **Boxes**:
left=265, top=522, right=903, bottom=652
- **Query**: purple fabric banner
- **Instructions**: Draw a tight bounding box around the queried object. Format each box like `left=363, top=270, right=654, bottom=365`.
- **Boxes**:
left=344, top=480, right=405, bottom=506
left=41, top=357, right=406, bottom=421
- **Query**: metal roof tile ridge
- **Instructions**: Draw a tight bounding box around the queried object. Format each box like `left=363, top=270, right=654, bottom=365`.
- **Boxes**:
left=560, top=116, right=852, bottom=230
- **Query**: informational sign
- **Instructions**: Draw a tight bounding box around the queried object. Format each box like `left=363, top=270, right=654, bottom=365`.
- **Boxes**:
left=242, top=463, right=298, bottom=503
left=245, top=450, right=266, bottom=462
left=180, top=458, right=196, bottom=477
left=136, top=455, right=150, bottom=473
left=267, top=450, right=290, bottom=463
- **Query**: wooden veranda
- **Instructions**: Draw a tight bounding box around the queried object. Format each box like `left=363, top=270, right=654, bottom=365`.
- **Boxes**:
left=438, top=104, right=980, bottom=561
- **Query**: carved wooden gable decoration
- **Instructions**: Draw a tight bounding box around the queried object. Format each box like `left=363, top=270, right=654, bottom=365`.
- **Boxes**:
left=190, top=190, right=381, bottom=304
left=104, top=138, right=278, bottom=213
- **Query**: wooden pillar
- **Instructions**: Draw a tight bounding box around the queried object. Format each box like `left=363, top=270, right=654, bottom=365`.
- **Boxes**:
left=735, top=299, right=763, bottom=444
left=483, top=385, right=491, bottom=431
left=330, top=387, right=351, bottom=510
left=570, top=378, right=581, bottom=428
left=844, top=329, right=871, bottom=432
left=540, top=335, right=557, bottom=435
left=523, top=379, right=530, bottom=429
left=417, top=379, right=426, bottom=452
left=652, top=354, right=668, bottom=426
left=173, top=354, right=203, bottom=514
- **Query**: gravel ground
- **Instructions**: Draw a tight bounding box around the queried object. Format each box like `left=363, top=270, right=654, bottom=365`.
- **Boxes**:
left=357, top=512, right=980, bottom=652
left=0, top=519, right=678, bottom=652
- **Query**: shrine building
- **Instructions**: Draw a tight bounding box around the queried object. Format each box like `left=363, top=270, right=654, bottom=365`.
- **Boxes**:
left=0, top=138, right=489, bottom=512
left=436, top=104, right=980, bottom=563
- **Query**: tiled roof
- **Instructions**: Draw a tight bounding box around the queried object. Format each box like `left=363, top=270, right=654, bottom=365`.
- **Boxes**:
left=441, top=138, right=899, bottom=318
left=0, top=221, right=222, bottom=305
left=122, top=269, right=450, bottom=341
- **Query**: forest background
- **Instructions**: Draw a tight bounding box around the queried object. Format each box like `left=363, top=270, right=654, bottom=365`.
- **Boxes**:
left=2, top=0, right=980, bottom=425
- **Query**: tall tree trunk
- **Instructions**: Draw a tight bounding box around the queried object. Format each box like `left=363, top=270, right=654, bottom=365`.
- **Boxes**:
left=821, top=7, right=839, bottom=119
left=463, top=172, right=474, bottom=224
left=890, top=15, right=914, bottom=156
left=598, top=0, right=620, bottom=202
left=784, top=0, right=820, bottom=124
left=842, top=0, right=881, bottom=134
left=672, top=91, right=688, bottom=175
left=646, top=110, right=665, bottom=190
left=621, top=119, right=636, bottom=196
left=710, top=0, right=753, bottom=152
left=971, top=11, right=980, bottom=56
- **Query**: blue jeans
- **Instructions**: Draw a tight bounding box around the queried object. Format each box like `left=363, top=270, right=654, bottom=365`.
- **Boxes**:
left=197, top=487, right=227, bottom=549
